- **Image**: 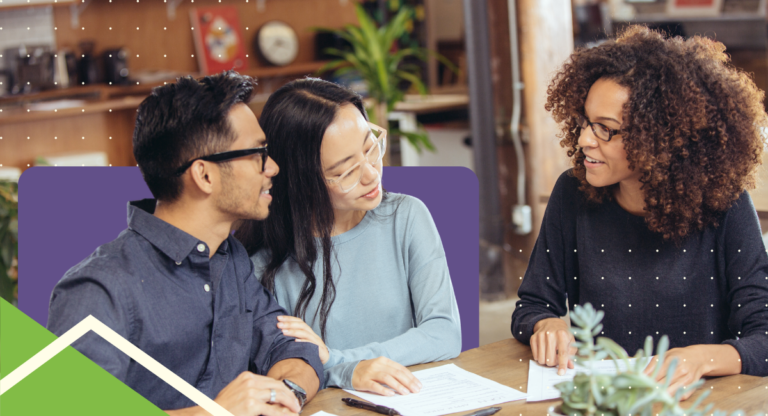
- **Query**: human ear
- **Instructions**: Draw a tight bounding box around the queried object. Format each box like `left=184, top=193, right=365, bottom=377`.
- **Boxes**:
left=189, top=161, right=215, bottom=195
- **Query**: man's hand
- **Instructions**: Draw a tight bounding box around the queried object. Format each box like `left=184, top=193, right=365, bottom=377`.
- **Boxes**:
left=643, top=344, right=741, bottom=401
left=165, top=371, right=300, bottom=416
left=531, top=317, right=576, bottom=376
left=352, top=357, right=422, bottom=397
left=213, top=371, right=301, bottom=415
left=277, top=315, right=330, bottom=364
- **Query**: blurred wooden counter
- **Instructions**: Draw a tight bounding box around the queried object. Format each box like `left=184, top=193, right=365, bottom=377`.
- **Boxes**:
left=302, top=338, right=768, bottom=416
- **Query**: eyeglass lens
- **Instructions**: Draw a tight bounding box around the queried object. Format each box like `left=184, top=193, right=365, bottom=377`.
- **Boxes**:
left=578, top=114, right=611, bottom=141
left=337, top=134, right=384, bottom=192
left=258, top=150, right=268, bottom=172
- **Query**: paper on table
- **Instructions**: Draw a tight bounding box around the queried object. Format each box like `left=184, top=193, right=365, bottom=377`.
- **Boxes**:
left=308, top=412, right=339, bottom=416
left=526, top=357, right=652, bottom=402
left=343, top=364, right=526, bottom=416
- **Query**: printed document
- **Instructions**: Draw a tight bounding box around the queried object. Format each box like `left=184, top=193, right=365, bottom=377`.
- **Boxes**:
left=526, top=357, right=652, bottom=402
left=344, top=364, right=526, bottom=416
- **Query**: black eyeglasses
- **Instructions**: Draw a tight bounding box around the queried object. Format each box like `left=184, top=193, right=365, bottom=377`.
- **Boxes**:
left=576, top=113, right=621, bottom=142
left=174, top=145, right=268, bottom=176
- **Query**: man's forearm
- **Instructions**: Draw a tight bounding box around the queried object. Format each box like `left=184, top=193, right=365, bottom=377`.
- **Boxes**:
left=267, top=358, right=320, bottom=400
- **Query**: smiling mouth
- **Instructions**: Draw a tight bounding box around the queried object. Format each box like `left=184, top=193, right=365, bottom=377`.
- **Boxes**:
left=585, top=155, right=604, bottom=164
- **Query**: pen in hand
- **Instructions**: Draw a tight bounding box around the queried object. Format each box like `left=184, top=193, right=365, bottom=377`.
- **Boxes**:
left=341, top=398, right=401, bottom=416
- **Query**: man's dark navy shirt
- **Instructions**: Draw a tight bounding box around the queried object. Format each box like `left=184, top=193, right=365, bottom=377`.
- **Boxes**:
left=47, top=199, right=323, bottom=410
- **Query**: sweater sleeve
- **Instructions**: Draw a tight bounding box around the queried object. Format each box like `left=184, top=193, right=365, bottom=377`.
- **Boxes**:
left=718, top=192, right=768, bottom=376
left=511, top=171, right=576, bottom=344
left=322, top=197, right=462, bottom=389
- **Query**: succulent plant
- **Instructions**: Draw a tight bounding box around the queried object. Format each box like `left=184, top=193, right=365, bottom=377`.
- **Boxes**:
left=555, top=303, right=743, bottom=416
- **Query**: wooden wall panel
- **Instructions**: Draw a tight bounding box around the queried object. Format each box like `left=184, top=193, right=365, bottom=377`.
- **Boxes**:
left=52, top=0, right=358, bottom=75
left=0, top=109, right=136, bottom=170
left=485, top=0, right=573, bottom=298
left=518, top=0, right=573, bottom=239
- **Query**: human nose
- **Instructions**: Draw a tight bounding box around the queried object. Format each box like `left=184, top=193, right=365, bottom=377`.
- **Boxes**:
left=264, top=156, right=279, bottom=177
left=577, top=124, right=599, bottom=149
left=360, top=160, right=379, bottom=185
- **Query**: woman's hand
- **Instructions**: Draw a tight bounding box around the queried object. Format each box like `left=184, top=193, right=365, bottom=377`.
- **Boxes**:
left=643, top=344, right=741, bottom=401
left=643, top=346, right=708, bottom=400
left=531, top=317, right=576, bottom=375
left=277, top=316, right=330, bottom=364
left=352, top=357, right=422, bottom=397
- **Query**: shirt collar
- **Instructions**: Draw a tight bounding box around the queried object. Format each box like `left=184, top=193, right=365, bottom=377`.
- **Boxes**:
left=127, top=199, right=228, bottom=263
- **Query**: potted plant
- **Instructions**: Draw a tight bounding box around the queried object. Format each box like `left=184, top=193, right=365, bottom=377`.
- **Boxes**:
left=0, top=180, right=18, bottom=306
left=316, top=3, right=456, bottom=155
left=552, top=303, right=743, bottom=416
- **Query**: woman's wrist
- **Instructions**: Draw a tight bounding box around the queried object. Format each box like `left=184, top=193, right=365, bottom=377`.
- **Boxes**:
left=323, top=348, right=341, bottom=370
left=689, top=344, right=742, bottom=376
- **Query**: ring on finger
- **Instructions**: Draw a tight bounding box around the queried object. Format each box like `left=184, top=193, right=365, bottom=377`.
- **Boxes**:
left=269, top=388, right=276, bottom=404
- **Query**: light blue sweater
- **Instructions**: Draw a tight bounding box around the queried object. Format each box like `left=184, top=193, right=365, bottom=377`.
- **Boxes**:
left=251, top=193, right=462, bottom=389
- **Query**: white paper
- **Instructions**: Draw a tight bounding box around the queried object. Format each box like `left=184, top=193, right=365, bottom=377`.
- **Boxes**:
left=343, top=364, right=526, bottom=416
left=526, top=357, right=652, bottom=402
left=308, top=412, right=339, bottom=416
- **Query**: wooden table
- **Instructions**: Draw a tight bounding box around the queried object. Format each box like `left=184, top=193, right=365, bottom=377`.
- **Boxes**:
left=302, top=338, right=768, bottom=415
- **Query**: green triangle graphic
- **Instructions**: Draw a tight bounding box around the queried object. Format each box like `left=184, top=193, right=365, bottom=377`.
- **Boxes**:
left=1, top=299, right=166, bottom=415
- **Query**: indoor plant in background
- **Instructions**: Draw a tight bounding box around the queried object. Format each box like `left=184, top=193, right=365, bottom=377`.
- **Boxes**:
left=0, top=181, right=18, bottom=306
left=316, top=3, right=456, bottom=154
left=554, top=303, right=743, bottom=416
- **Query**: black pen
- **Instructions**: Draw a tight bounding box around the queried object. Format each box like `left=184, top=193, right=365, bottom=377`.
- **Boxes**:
left=341, top=398, right=401, bottom=416
left=461, top=407, right=502, bottom=416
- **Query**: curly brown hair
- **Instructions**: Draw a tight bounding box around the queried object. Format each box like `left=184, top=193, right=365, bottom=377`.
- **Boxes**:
left=545, top=25, right=768, bottom=241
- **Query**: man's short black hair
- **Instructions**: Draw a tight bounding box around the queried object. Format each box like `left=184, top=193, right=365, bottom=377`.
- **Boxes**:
left=133, top=70, right=256, bottom=202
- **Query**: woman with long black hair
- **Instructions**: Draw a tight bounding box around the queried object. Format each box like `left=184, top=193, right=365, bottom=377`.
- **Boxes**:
left=235, top=78, right=461, bottom=395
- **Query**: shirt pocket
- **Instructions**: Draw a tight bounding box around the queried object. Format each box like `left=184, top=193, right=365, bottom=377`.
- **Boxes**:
left=214, top=311, right=253, bottom=381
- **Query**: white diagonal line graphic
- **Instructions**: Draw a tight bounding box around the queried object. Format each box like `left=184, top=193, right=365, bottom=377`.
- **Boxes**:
left=0, top=315, right=234, bottom=416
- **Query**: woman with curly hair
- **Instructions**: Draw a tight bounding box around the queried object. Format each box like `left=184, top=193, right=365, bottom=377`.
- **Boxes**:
left=511, top=25, right=768, bottom=397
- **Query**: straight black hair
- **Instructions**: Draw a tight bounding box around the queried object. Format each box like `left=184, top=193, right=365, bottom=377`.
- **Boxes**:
left=235, top=78, right=367, bottom=340
left=133, top=70, right=256, bottom=201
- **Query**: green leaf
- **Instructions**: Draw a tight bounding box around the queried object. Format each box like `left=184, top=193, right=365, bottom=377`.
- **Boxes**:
left=596, top=338, right=629, bottom=360
left=663, top=358, right=678, bottom=389
left=643, top=336, right=653, bottom=357
left=380, top=8, right=411, bottom=52
left=316, top=58, right=351, bottom=75
left=685, top=388, right=711, bottom=413
left=395, top=70, right=428, bottom=95
left=9, top=218, right=17, bottom=240
left=395, top=130, right=436, bottom=154
left=652, top=336, right=669, bottom=380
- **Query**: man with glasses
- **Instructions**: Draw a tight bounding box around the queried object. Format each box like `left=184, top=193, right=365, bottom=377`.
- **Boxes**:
left=47, top=71, right=321, bottom=416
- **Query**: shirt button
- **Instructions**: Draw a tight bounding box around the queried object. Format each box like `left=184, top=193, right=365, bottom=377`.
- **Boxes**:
left=204, top=284, right=210, bottom=292
left=197, top=243, right=205, bottom=253
left=175, top=261, right=182, bottom=265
